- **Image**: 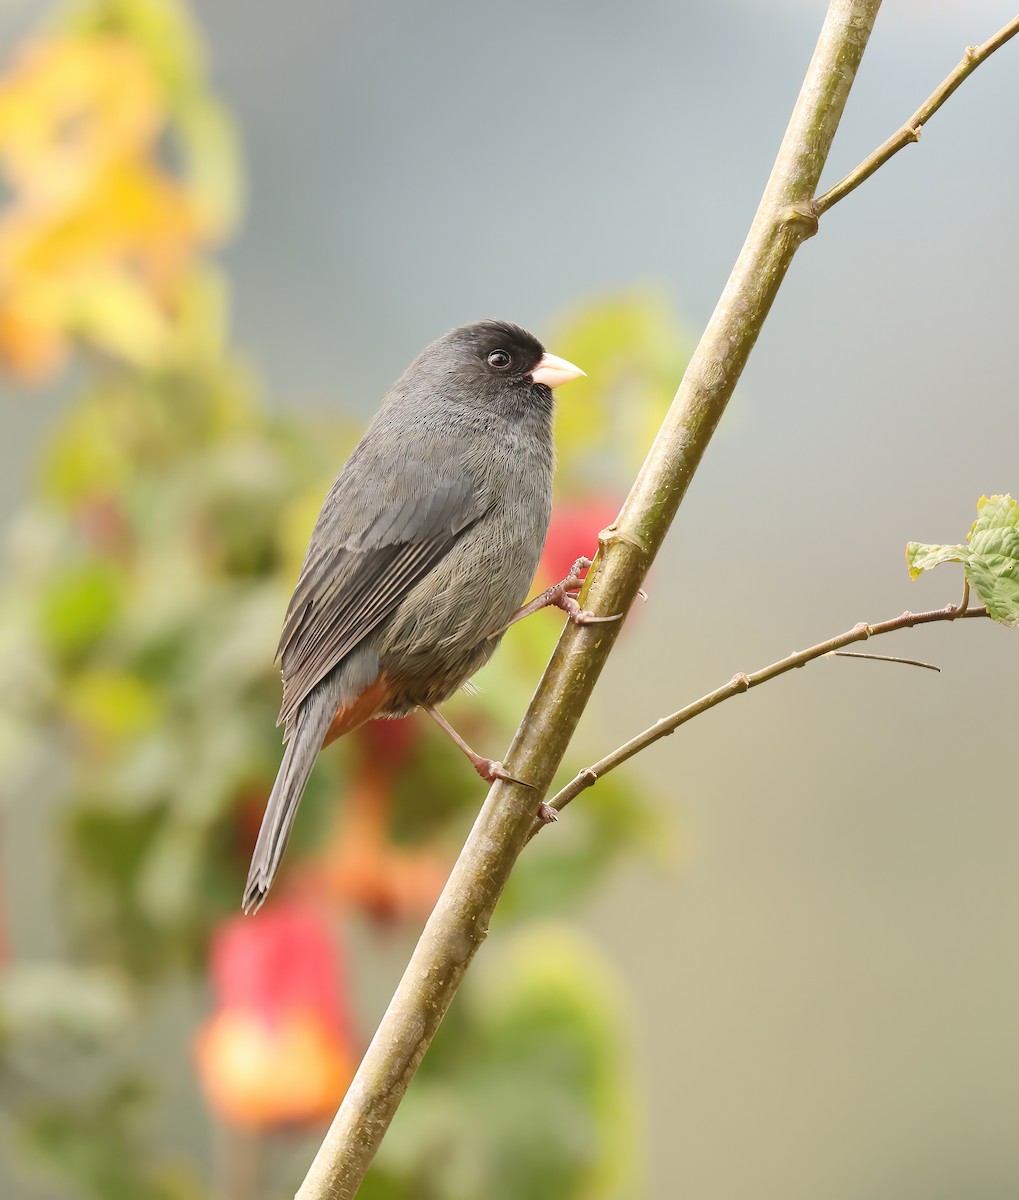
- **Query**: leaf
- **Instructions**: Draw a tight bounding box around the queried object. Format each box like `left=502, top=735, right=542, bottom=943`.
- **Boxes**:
left=38, top=560, right=122, bottom=662
left=56, top=0, right=243, bottom=237
left=64, top=668, right=162, bottom=741
left=967, top=494, right=1019, bottom=626
left=906, top=494, right=1019, bottom=627
left=174, top=91, right=243, bottom=237
left=549, top=291, right=691, bottom=494
left=0, top=16, right=237, bottom=383
left=905, top=542, right=968, bottom=578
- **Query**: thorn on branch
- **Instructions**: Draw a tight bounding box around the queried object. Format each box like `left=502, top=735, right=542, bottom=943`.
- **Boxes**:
left=832, top=650, right=941, bottom=672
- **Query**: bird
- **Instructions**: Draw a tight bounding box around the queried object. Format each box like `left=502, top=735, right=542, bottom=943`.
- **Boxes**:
left=242, top=320, right=589, bottom=913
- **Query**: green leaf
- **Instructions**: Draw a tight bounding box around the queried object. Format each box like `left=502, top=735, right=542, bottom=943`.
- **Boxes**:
left=38, top=561, right=122, bottom=662
left=906, top=494, right=1019, bottom=627
left=905, top=542, right=969, bottom=579
left=550, top=291, right=691, bottom=494
left=64, top=669, right=162, bottom=741
left=965, top=494, right=1019, bottom=626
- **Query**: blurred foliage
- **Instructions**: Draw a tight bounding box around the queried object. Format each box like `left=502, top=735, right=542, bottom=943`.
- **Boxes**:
left=17, top=1078, right=205, bottom=1200
left=549, top=291, right=692, bottom=499
left=0, top=0, right=238, bottom=380
left=365, top=924, right=643, bottom=1200
left=0, top=2, right=688, bottom=1197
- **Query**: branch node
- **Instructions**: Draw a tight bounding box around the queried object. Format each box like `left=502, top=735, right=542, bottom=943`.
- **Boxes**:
left=780, top=202, right=819, bottom=239
left=907, top=123, right=921, bottom=144
left=598, top=523, right=648, bottom=556
left=730, top=672, right=751, bottom=693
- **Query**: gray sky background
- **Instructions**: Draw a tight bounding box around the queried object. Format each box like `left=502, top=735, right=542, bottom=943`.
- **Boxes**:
left=2, top=2, right=1018, bottom=1197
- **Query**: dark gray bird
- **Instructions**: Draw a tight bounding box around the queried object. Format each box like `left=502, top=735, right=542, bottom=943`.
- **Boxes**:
left=243, top=320, right=586, bottom=912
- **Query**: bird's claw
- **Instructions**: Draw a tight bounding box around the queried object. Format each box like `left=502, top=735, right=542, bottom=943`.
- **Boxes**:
left=478, top=759, right=534, bottom=788
left=561, top=594, right=623, bottom=626
left=536, top=801, right=558, bottom=824
left=549, top=558, right=622, bottom=626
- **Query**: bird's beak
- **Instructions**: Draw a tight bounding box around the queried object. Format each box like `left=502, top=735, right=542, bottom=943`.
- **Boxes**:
left=530, top=351, right=586, bottom=390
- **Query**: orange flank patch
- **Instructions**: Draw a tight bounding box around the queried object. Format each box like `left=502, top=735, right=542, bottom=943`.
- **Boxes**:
left=322, top=672, right=396, bottom=748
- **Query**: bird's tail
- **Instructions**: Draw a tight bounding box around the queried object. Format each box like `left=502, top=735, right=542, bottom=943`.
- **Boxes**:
left=242, top=688, right=335, bottom=914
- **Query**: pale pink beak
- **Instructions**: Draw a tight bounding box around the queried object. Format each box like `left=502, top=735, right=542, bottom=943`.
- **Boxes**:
left=530, top=351, right=586, bottom=390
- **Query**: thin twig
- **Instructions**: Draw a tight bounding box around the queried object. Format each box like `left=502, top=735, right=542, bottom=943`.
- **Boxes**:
left=831, top=650, right=940, bottom=670
left=532, top=603, right=989, bottom=828
left=814, top=16, right=1019, bottom=215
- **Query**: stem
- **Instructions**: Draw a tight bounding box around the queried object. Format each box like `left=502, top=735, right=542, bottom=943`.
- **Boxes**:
left=534, top=604, right=989, bottom=827
left=814, top=16, right=1019, bottom=215
left=296, top=4, right=882, bottom=1196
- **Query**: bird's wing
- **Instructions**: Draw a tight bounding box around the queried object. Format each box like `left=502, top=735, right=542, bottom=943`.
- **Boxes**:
left=275, top=466, right=484, bottom=727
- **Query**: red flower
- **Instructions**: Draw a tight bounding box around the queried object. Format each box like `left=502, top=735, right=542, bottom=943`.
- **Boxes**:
left=538, top=497, right=619, bottom=586
left=195, top=904, right=356, bottom=1129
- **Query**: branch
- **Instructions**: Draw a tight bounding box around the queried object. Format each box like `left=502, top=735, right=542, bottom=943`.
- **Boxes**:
left=296, top=4, right=883, bottom=1196
left=814, top=15, right=1019, bottom=215
left=533, top=602, right=990, bottom=827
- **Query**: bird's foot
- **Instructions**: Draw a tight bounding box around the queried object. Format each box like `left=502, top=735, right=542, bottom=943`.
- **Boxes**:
left=496, top=555, right=623, bottom=632
left=424, top=705, right=532, bottom=787
left=473, top=757, right=534, bottom=788
left=546, top=556, right=622, bottom=626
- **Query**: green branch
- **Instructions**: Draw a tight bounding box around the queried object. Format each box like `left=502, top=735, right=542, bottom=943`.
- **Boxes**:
left=295, top=4, right=884, bottom=1195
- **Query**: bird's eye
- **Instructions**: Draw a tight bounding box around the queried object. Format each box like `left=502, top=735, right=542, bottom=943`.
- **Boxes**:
left=487, top=349, right=511, bottom=370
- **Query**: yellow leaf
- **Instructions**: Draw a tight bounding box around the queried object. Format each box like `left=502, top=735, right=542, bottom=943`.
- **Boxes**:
left=64, top=669, right=162, bottom=743
left=0, top=37, right=162, bottom=205
left=0, top=29, right=227, bottom=381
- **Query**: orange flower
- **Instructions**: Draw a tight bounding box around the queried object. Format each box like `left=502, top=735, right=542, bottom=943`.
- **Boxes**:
left=195, top=905, right=356, bottom=1130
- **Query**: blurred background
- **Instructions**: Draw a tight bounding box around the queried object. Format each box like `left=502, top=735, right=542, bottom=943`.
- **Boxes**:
left=0, top=1, right=1017, bottom=1197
